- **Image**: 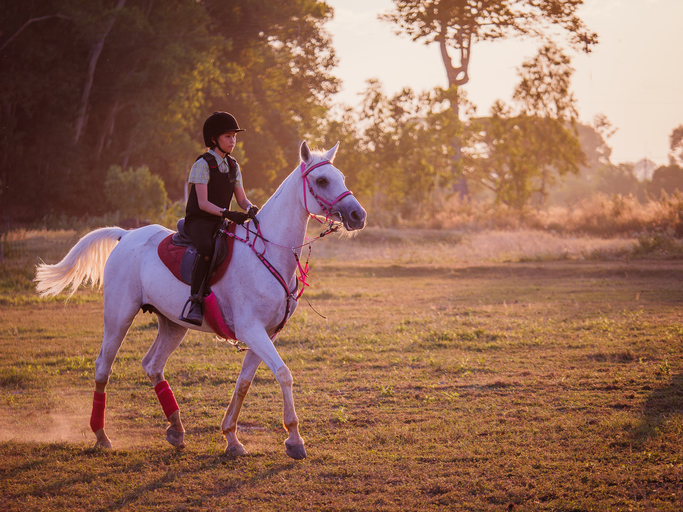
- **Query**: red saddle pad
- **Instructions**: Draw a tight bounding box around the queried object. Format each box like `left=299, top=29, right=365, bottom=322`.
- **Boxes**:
left=157, top=223, right=236, bottom=286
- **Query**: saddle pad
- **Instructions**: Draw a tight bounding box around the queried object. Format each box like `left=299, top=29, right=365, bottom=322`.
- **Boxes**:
left=157, top=223, right=236, bottom=286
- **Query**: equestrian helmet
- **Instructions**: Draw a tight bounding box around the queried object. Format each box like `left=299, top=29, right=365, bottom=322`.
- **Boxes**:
left=202, top=111, right=245, bottom=147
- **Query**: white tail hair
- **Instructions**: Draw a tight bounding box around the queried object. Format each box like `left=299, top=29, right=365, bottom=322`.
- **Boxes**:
left=35, top=227, right=128, bottom=298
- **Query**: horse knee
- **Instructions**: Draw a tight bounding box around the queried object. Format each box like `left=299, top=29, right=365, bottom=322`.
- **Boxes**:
left=94, top=360, right=112, bottom=383
left=275, top=366, right=293, bottom=388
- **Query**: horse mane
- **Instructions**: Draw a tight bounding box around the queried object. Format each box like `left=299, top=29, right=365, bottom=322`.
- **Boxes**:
left=261, top=151, right=327, bottom=209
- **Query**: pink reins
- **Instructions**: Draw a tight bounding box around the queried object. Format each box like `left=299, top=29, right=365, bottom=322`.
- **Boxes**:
left=221, top=159, right=355, bottom=340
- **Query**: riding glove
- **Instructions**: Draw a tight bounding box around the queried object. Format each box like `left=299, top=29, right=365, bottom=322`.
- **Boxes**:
left=222, top=210, right=250, bottom=225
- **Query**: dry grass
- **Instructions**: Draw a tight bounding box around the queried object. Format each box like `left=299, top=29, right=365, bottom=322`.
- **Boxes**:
left=429, top=192, right=683, bottom=237
left=314, top=228, right=635, bottom=265
left=0, top=226, right=682, bottom=510
left=1, top=258, right=682, bottom=511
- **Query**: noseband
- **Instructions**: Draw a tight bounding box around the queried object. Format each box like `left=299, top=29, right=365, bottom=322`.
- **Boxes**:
left=301, top=160, right=353, bottom=225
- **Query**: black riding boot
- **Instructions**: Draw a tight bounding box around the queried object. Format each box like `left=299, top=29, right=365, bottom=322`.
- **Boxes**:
left=179, top=255, right=211, bottom=326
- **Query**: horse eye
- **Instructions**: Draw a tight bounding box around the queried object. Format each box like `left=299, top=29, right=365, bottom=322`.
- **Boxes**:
left=316, top=177, right=329, bottom=187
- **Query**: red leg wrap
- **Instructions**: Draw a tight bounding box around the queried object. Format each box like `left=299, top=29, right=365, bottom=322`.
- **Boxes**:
left=90, top=391, right=106, bottom=432
left=154, top=380, right=179, bottom=418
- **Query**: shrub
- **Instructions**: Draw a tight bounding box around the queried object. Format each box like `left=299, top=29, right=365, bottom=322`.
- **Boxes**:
left=104, top=166, right=169, bottom=221
left=431, top=192, right=683, bottom=238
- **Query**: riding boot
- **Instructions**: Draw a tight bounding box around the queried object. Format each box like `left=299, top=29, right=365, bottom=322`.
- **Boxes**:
left=179, top=255, right=211, bottom=326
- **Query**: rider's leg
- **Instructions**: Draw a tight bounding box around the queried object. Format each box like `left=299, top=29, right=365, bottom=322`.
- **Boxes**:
left=179, top=218, right=216, bottom=326
left=179, top=255, right=211, bottom=325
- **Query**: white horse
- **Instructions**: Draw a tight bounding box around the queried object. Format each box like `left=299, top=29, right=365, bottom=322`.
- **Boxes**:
left=35, top=142, right=366, bottom=460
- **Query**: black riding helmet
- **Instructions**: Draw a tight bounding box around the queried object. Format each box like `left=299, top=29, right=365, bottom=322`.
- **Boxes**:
left=202, top=111, right=245, bottom=148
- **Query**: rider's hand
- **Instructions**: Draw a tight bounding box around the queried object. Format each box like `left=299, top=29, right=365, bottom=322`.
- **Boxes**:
left=247, top=205, right=259, bottom=221
left=222, top=210, right=250, bottom=225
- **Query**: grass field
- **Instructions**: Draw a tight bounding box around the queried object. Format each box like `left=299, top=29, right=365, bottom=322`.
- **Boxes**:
left=1, top=229, right=682, bottom=511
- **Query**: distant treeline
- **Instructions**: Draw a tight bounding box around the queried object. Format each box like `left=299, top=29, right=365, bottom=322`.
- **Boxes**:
left=2, top=1, right=683, bottom=229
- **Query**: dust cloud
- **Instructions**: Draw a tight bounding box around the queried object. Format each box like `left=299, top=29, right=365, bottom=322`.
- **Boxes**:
left=0, top=388, right=147, bottom=448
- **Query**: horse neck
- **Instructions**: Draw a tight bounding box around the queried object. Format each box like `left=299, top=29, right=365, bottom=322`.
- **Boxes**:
left=256, top=166, right=310, bottom=264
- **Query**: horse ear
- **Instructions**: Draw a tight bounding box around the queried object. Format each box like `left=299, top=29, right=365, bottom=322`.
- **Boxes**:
left=300, top=141, right=312, bottom=164
left=324, top=142, right=340, bottom=163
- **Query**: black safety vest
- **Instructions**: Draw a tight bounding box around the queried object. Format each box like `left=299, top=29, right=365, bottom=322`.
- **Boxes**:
left=185, top=153, right=237, bottom=222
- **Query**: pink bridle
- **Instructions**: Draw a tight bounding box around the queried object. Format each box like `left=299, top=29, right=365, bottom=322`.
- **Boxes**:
left=300, top=160, right=353, bottom=225
left=218, top=159, right=355, bottom=345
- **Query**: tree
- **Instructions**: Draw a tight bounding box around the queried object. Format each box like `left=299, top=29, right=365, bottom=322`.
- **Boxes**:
left=468, top=44, right=584, bottom=209
left=381, top=0, right=597, bottom=186
left=512, top=42, right=583, bottom=204
left=513, top=43, right=577, bottom=121
left=594, top=163, right=644, bottom=200
left=469, top=103, right=581, bottom=209
left=649, top=164, right=683, bottom=197
left=0, top=0, right=339, bottom=225
left=351, top=80, right=463, bottom=221
left=670, top=125, right=683, bottom=165
left=73, top=0, right=127, bottom=144
left=199, top=0, right=339, bottom=191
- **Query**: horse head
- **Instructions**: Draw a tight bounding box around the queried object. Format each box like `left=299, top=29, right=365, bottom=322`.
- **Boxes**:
left=299, top=141, right=367, bottom=231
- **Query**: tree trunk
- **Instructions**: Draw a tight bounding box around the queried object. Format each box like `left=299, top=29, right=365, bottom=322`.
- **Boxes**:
left=97, top=100, right=122, bottom=158
left=438, top=30, right=471, bottom=198
left=73, top=0, right=126, bottom=144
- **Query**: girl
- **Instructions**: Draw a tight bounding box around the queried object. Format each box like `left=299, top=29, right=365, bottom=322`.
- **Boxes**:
left=179, top=111, right=258, bottom=325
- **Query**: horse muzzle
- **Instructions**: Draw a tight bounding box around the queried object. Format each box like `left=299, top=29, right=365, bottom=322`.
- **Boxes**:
left=335, top=200, right=367, bottom=231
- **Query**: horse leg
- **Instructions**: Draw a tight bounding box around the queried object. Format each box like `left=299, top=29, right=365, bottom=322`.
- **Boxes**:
left=91, top=300, right=140, bottom=449
left=240, top=327, right=306, bottom=460
left=141, top=314, right=188, bottom=450
left=221, top=349, right=262, bottom=457
left=275, top=365, right=307, bottom=460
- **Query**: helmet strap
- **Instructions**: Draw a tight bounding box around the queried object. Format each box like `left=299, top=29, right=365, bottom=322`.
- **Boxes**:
left=213, top=138, right=231, bottom=157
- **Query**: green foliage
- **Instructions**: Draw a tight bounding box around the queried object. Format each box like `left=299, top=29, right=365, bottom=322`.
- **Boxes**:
left=633, top=230, right=683, bottom=257
left=104, top=165, right=168, bottom=221
left=155, top=200, right=186, bottom=231
left=670, top=124, right=683, bottom=164
left=319, top=43, right=591, bottom=219
left=513, top=43, right=578, bottom=122
left=466, top=44, right=584, bottom=210
left=378, top=2, right=596, bottom=215
left=335, top=81, right=463, bottom=223
left=649, top=164, right=683, bottom=196
left=469, top=104, right=583, bottom=210
left=1, top=0, right=338, bottom=223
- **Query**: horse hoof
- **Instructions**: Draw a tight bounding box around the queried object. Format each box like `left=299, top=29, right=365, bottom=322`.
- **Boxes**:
left=285, top=441, right=307, bottom=460
left=166, top=427, right=186, bottom=450
left=93, top=439, right=112, bottom=450
left=94, top=429, right=112, bottom=449
left=224, top=443, right=249, bottom=458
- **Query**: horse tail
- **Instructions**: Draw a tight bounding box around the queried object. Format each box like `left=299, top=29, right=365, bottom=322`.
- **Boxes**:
left=35, top=227, right=129, bottom=298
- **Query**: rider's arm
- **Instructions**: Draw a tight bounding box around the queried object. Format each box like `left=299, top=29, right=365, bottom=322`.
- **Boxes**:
left=233, top=185, right=254, bottom=211
left=194, top=183, right=224, bottom=217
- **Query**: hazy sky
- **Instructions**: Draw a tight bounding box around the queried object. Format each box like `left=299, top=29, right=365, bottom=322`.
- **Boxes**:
left=326, top=0, right=683, bottom=167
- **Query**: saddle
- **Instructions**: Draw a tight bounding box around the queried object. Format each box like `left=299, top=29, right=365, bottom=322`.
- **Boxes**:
left=157, top=219, right=236, bottom=287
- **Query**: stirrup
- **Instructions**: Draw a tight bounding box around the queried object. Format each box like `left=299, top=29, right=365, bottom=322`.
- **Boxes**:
left=179, top=295, right=204, bottom=325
